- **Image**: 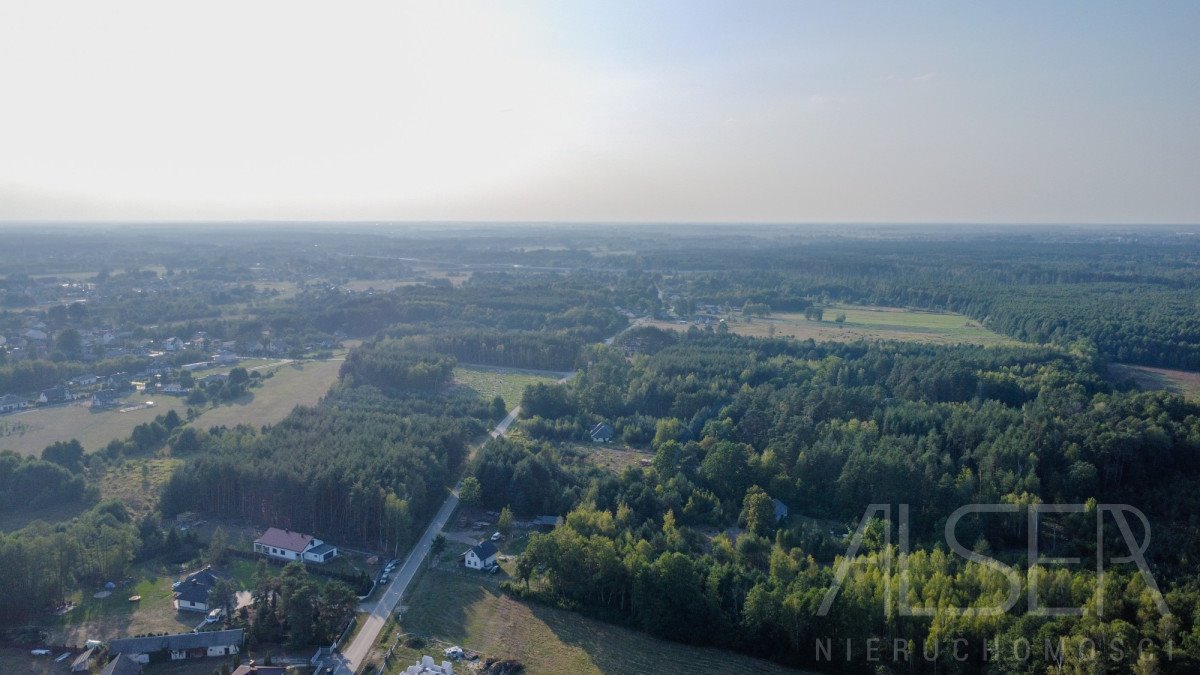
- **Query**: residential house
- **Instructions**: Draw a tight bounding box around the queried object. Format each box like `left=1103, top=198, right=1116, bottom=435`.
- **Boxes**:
left=0, top=394, right=29, bottom=413
left=589, top=422, right=615, bottom=443
left=463, top=541, right=498, bottom=570
left=23, top=328, right=48, bottom=341
left=181, top=362, right=210, bottom=372
left=107, top=629, right=243, bottom=663
left=99, top=654, right=143, bottom=675
left=173, top=567, right=219, bottom=612
left=213, top=351, right=239, bottom=365
left=531, top=515, right=562, bottom=529
left=772, top=498, right=789, bottom=524
left=163, top=337, right=184, bottom=352
left=253, top=527, right=338, bottom=563
left=91, top=389, right=124, bottom=409
left=200, top=373, right=228, bottom=387
left=38, top=386, right=72, bottom=404
left=69, top=374, right=100, bottom=387
left=162, top=383, right=186, bottom=395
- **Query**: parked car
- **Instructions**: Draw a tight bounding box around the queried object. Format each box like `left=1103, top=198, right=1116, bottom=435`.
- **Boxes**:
left=31, top=649, right=51, bottom=656
left=379, top=574, right=390, bottom=584
left=490, top=532, right=503, bottom=541
left=205, top=608, right=224, bottom=624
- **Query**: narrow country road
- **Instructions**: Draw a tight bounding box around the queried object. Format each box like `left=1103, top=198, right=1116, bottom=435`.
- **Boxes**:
left=330, top=322, right=634, bottom=673
left=330, top=406, right=521, bottom=674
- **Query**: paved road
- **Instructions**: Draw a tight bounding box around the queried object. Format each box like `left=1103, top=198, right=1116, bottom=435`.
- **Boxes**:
left=331, top=407, right=520, bottom=674
left=330, top=322, right=633, bottom=673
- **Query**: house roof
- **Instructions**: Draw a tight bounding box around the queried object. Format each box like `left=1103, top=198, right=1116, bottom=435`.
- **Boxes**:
left=93, top=389, right=123, bottom=402
left=174, top=579, right=211, bottom=604
left=589, top=422, right=615, bottom=438
left=255, top=527, right=313, bottom=553
left=0, top=394, right=26, bottom=405
left=109, top=629, right=243, bottom=655
left=189, top=568, right=218, bottom=585
left=70, top=647, right=95, bottom=671
left=470, top=541, right=498, bottom=560
left=772, top=498, right=788, bottom=521
left=308, top=542, right=337, bottom=556
left=99, top=654, right=143, bottom=675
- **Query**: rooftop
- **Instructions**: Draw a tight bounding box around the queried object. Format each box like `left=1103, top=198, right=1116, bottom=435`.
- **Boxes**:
left=109, top=629, right=243, bottom=655
left=254, top=527, right=313, bottom=553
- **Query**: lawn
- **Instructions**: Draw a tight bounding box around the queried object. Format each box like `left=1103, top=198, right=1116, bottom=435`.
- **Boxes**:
left=0, top=357, right=344, bottom=458
left=374, top=565, right=808, bottom=675
left=647, top=304, right=1017, bottom=347
left=449, top=365, right=566, bottom=410
left=42, top=563, right=198, bottom=646
left=1108, top=363, right=1200, bottom=400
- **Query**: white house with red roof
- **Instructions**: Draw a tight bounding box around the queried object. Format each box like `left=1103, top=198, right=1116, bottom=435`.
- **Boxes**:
left=253, top=527, right=338, bottom=564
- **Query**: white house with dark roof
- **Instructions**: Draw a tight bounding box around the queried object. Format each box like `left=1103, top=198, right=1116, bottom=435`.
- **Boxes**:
left=173, top=567, right=219, bottom=612
left=463, top=540, right=498, bottom=570
left=253, top=527, right=338, bottom=563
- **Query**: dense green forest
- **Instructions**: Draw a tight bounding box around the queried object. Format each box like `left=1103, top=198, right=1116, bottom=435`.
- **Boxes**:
left=482, top=330, right=1200, bottom=672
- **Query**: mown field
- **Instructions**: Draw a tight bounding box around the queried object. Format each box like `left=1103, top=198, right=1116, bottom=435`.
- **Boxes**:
left=0, top=357, right=343, bottom=457
left=1108, top=363, right=1200, bottom=399
left=450, top=365, right=565, bottom=410
left=377, top=565, right=807, bottom=675
left=647, top=304, right=1017, bottom=347
left=0, top=393, right=190, bottom=457
left=196, top=358, right=343, bottom=429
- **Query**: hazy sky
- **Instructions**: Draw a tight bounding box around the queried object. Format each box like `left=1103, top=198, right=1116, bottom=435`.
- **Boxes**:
left=1, top=1, right=1198, bottom=223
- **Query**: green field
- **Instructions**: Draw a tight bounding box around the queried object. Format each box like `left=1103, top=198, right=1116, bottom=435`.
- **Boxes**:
left=0, top=394, right=190, bottom=457
left=196, top=358, right=343, bottom=429
left=1108, top=363, right=1200, bottom=399
left=450, top=365, right=565, bottom=409
left=649, top=304, right=1017, bottom=347
left=376, top=565, right=807, bottom=675
left=0, top=358, right=344, bottom=457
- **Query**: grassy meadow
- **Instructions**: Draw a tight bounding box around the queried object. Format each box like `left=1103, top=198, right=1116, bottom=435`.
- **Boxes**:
left=450, top=365, right=566, bottom=410
left=647, top=304, right=1017, bottom=347
left=375, top=566, right=808, bottom=675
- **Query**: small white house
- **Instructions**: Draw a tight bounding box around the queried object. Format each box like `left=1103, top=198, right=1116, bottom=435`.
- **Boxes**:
left=253, top=527, right=338, bottom=563
left=464, top=541, right=498, bottom=570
